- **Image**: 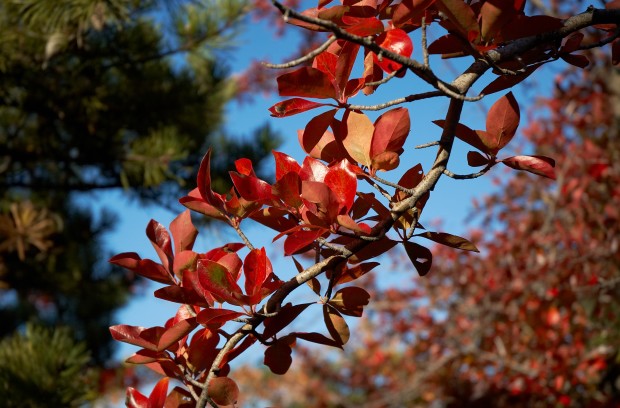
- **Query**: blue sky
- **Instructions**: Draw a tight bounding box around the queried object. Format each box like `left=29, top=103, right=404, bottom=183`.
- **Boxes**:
left=100, top=3, right=557, bottom=368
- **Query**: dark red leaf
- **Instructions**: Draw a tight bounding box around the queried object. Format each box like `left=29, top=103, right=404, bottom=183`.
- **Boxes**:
left=264, top=341, right=293, bottom=375
left=349, top=236, right=397, bottom=263
left=433, top=120, right=489, bottom=154
left=110, top=325, right=158, bottom=351
left=109, top=253, right=173, bottom=284
left=298, top=109, right=339, bottom=158
left=393, top=0, right=436, bottom=28
left=272, top=171, right=303, bottom=209
left=415, top=231, right=479, bottom=252
left=403, top=241, right=433, bottom=276
left=481, top=64, right=538, bottom=95
left=263, top=303, right=313, bottom=339
left=561, top=54, right=590, bottom=68
left=187, top=328, right=219, bottom=372
left=293, top=332, right=343, bottom=348
left=196, top=149, right=226, bottom=213
left=335, top=262, right=380, bottom=285
left=467, top=151, right=491, bottom=167
left=501, top=155, right=556, bottom=179
left=428, top=34, right=469, bottom=55
left=329, top=287, right=371, bottom=317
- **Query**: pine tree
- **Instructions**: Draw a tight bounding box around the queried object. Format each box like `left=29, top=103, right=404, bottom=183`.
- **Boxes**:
left=0, top=0, right=279, bottom=402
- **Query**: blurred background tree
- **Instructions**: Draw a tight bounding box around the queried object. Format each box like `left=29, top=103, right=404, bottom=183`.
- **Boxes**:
left=0, top=0, right=279, bottom=404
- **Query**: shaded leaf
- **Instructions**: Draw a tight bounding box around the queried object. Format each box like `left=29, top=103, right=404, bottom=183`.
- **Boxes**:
left=484, top=92, right=520, bottom=154
left=329, top=287, right=371, bottom=317
left=264, top=341, right=293, bottom=375
left=415, top=231, right=479, bottom=252
left=323, top=304, right=350, bottom=345
left=263, top=303, right=313, bottom=339
left=467, top=151, right=491, bottom=167
left=403, top=241, right=433, bottom=276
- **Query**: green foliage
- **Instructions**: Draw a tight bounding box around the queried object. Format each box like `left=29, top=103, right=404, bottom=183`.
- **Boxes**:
left=0, top=0, right=280, bottom=401
left=0, top=324, right=97, bottom=407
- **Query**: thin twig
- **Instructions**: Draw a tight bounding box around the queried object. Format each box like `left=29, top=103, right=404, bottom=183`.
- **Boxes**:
left=442, top=164, right=493, bottom=179
left=233, top=223, right=255, bottom=250
left=317, top=237, right=353, bottom=257
left=370, top=174, right=414, bottom=195
left=578, top=27, right=620, bottom=51
left=365, top=69, right=400, bottom=87
left=344, top=90, right=443, bottom=111
left=262, top=36, right=337, bottom=68
left=416, top=141, right=440, bottom=149
left=421, top=16, right=429, bottom=68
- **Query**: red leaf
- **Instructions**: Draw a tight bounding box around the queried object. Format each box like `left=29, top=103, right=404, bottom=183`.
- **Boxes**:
left=393, top=0, right=436, bottom=28
left=342, top=110, right=374, bottom=166
left=251, top=207, right=298, bottom=232
left=109, top=253, right=173, bottom=284
left=146, top=219, right=173, bottom=271
left=179, top=189, right=228, bottom=222
left=273, top=151, right=301, bottom=181
left=148, top=377, right=169, bottom=408
left=157, top=318, right=196, bottom=351
left=435, top=0, right=479, bottom=40
left=244, top=248, right=271, bottom=297
left=323, top=305, right=350, bottom=345
left=480, top=0, right=518, bottom=42
left=298, top=109, right=339, bottom=158
left=126, top=387, right=149, bottom=408
left=334, top=40, right=361, bottom=100
left=207, top=377, right=239, bottom=406
left=403, top=241, right=433, bottom=276
left=284, top=228, right=326, bottom=255
left=371, top=151, right=400, bottom=172
left=484, top=92, right=520, bottom=154
left=325, top=159, right=358, bottom=213
left=187, top=328, right=220, bottom=371
left=197, top=260, right=244, bottom=306
left=230, top=172, right=273, bottom=202
left=110, top=325, right=159, bottom=351
left=268, top=98, right=330, bottom=117
left=371, top=107, right=410, bottom=159
left=299, top=156, right=329, bottom=182
left=373, top=29, right=413, bottom=73
left=277, top=67, right=337, bottom=99
left=196, top=150, right=226, bottom=213
left=501, top=155, right=556, bottom=179
left=612, top=39, right=620, bottom=65
left=415, top=231, right=479, bottom=252
left=264, top=341, right=293, bottom=375
left=272, top=171, right=303, bottom=209
left=344, top=17, right=384, bottom=36
left=196, top=308, right=243, bottom=327
left=169, top=210, right=197, bottom=256
left=328, top=286, right=371, bottom=317
left=336, top=214, right=372, bottom=235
